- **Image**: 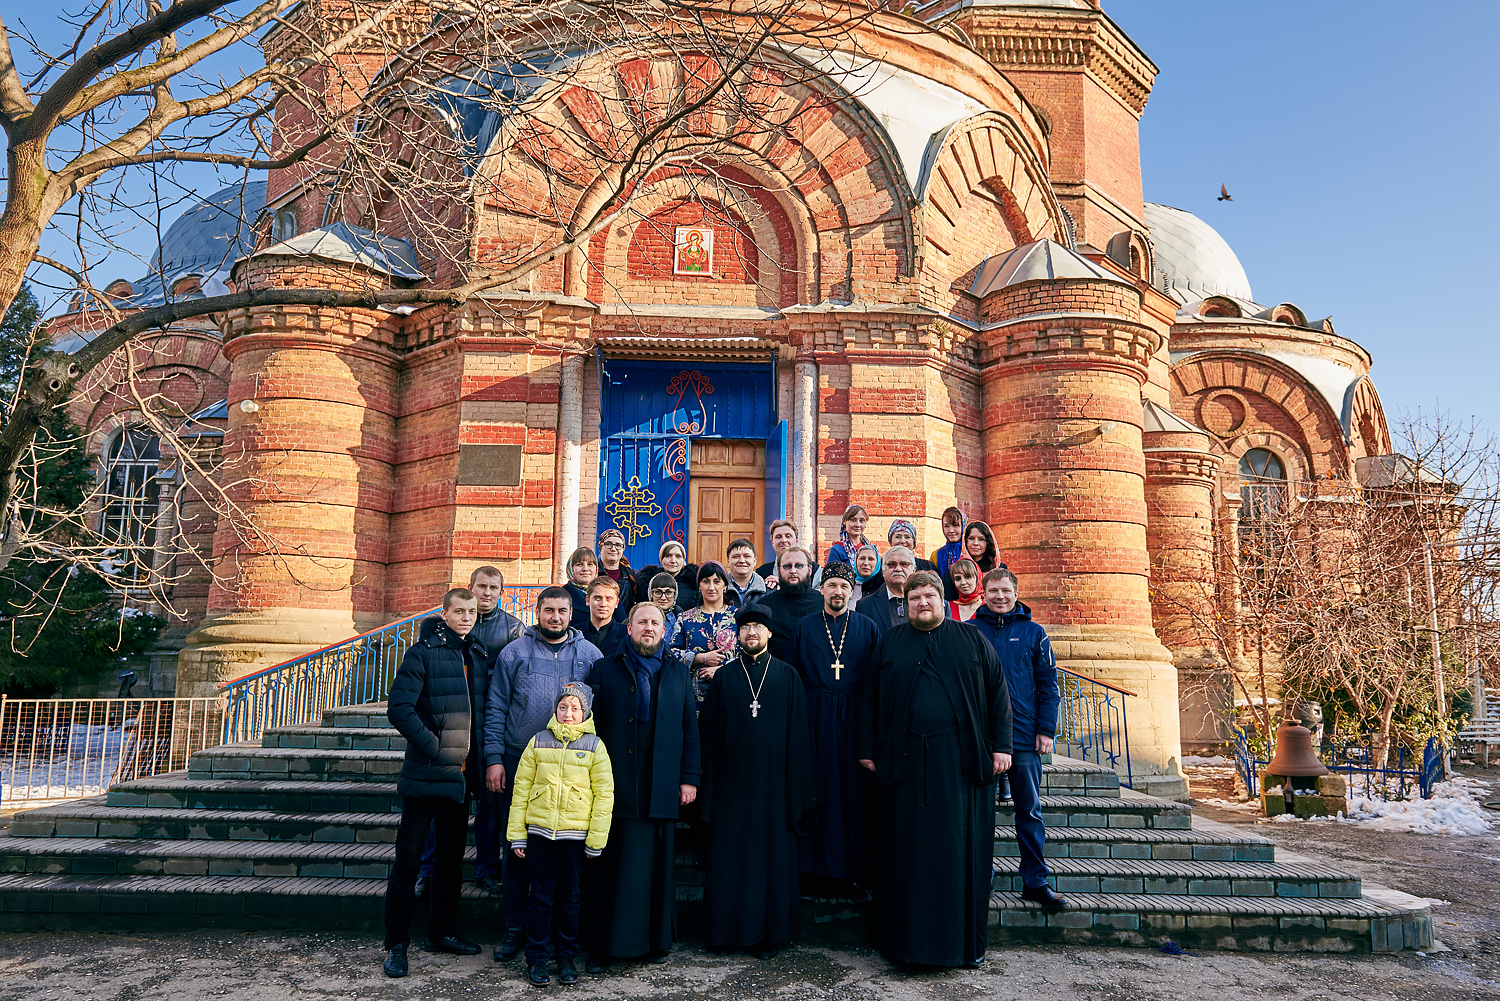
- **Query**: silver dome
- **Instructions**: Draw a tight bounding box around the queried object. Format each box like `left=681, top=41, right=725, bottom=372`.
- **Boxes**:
left=1143, top=202, right=1253, bottom=304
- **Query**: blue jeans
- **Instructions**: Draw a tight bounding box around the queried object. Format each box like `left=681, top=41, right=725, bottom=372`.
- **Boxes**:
left=1009, top=750, right=1050, bottom=890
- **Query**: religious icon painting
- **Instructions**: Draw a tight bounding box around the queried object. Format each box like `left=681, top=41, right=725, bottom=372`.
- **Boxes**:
left=673, top=226, right=714, bottom=276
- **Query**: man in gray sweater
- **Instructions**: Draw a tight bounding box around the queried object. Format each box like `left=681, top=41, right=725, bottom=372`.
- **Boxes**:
left=484, top=586, right=604, bottom=962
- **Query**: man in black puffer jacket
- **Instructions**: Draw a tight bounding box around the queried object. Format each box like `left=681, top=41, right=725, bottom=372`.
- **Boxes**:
left=382, top=588, right=486, bottom=977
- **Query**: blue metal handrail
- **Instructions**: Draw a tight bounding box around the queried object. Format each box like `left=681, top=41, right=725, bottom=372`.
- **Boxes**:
left=218, top=586, right=547, bottom=744
left=1232, top=726, right=1446, bottom=802
left=1055, top=668, right=1134, bottom=788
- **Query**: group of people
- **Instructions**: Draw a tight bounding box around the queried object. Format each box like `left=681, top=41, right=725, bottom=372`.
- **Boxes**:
left=380, top=503, right=1064, bottom=985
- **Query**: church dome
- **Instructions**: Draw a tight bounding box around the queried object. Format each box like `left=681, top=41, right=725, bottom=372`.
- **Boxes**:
left=1143, top=202, right=1252, bottom=303
left=150, top=180, right=266, bottom=278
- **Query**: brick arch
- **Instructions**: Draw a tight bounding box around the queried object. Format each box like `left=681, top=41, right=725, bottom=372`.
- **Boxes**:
left=1348, top=376, right=1392, bottom=457
left=70, top=327, right=230, bottom=452
left=586, top=171, right=786, bottom=308
left=1218, top=430, right=1311, bottom=487
left=1169, top=349, right=1347, bottom=480
left=917, top=114, right=1064, bottom=309
left=471, top=49, right=915, bottom=303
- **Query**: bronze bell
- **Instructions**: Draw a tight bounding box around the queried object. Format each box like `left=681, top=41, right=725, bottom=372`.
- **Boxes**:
left=1265, top=723, right=1329, bottom=777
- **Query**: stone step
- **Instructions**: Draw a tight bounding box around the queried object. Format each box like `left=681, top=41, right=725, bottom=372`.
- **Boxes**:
left=7, top=799, right=415, bottom=843
left=187, top=744, right=402, bottom=783
left=1036, top=757, right=1122, bottom=798
left=324, top=705, right=389, bottom=729
left=991, top=855, right=1361, bottom=899
left=0, top=836, right=478, bottom=881
left=108, top=775, right=401, bottom=814
left=994, top=825, right=1276, bottom=863
left=996, top=790, right=1193, bottom=830
left=261, top=726, right=406, bottom=752
left=988, top=886, right=1433, bottom=953
left=0, top=872, right=1432, bottom=952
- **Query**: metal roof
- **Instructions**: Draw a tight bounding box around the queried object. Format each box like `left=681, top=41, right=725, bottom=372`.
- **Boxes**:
left=1143, top=202, right=1253, bottom=304
left=108, top=181, right=267, bottom=310
left=240, top=222, right=424, bottom=280
left=1141, top=398, right=1207, bottom=436
left=968, top=239, right=1130, bottom=296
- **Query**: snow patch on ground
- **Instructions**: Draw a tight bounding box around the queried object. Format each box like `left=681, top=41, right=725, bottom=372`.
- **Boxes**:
left=1263, top=775, right=1494, bottom=835
left=1198, top=797, right=1259, bottom=812
left=1183, top=755, right=1232, bottom=766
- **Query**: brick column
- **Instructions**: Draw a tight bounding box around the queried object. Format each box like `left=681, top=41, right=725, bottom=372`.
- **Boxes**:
left=793, top=357, right=818, bottom=547
left=979, top=277, right=1184, bottom=789
left=1143, top=417, right=1226, bottom=751
left=175, top=258, right=397, bottom=697
left=554, top=352, right=585, bottom=577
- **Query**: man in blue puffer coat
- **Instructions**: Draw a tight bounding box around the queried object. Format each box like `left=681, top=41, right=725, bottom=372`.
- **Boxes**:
left=484, top=586, right=604, bottom=962
left=383, top=587, right=488, bottom=977
left=970, top=567, right=1068, bottom=910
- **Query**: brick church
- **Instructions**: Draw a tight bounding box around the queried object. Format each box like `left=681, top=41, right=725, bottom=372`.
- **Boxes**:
left=55, top=0, right=1393, bottom=791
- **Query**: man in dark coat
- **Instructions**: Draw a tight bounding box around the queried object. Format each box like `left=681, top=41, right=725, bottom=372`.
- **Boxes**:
left=784, top=560, right=881, bottom=896
left=751, top=546, right=823, bottom=660
left=579, top=577, right=626, bottom=660
left=855, top=546, right=918, bottom=633
left=700, top=603, right=818, bottom=958
left=382, top=588, right=487, bottom=977
left=858, top=571, right=1013, bottom=968
left=971, top=567, right=1067, bottom=910
left=583, top=601, right=701, bottom=970
left=422, top=566, right=522, bottom=897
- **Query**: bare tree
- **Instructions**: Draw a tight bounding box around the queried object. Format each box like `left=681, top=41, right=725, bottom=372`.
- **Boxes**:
left=0, top=0, right=877, bottom=603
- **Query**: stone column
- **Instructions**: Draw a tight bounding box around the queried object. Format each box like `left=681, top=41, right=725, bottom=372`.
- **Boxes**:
left=793, top=357, right=818, bottom=547
left=554, top=353, right=585, bottom=577
left=175, top=257, right=397, bottom=698
left=1143, top=414, right=1226, bottom=752
left=979, top=276, right=1185, bottom=794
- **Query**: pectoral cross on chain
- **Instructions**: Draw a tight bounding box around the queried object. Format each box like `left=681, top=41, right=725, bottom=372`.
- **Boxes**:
left=750, top=699, right=761, bottom=718
left=830, top=659, right=844, bottom=681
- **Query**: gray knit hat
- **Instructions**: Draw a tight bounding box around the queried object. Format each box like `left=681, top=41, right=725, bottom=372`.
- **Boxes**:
left=558, top=682, right=593, bottom=720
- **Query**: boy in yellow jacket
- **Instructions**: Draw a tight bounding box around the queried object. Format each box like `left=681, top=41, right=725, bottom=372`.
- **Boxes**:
left=507, top=682, right=614, bottom=986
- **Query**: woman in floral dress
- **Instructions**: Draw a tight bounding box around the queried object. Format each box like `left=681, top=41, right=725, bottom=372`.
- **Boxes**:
left=669, top=562, right=739, bottom=708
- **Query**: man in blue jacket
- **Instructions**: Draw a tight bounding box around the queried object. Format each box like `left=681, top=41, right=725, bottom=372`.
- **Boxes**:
left=484, top=586, right=604, bottom=961
left=970, top=567, right=1068, bottom=910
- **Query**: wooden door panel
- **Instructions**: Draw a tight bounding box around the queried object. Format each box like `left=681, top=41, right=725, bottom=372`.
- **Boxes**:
left=690, top=474, right=764, bottom=567
left=729, top=486, right=756, bottom=523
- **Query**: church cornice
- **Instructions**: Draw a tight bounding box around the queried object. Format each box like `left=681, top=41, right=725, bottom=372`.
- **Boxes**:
left=945, top=9, right=1157, bottom=116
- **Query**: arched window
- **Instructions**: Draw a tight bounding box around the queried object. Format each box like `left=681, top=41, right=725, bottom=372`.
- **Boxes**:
left=100, top=427, right=163, bottom=585
left=272, top=208, right=297, bottom=242
left=1238, top=447, right=1286, bottom=530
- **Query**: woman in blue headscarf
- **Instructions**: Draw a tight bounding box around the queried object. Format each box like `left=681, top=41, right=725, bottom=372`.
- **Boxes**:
left=886, top=519, right=938, bottom=574
left=826, top=504, right=870, bottom=567
left=853, top=543, right=884, bottom=598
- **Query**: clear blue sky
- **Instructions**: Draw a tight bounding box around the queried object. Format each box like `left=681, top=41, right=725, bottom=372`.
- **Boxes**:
left=1110, top=0, right=1500, bottom=437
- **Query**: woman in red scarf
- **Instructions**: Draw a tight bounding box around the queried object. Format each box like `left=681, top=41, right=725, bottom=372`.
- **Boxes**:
left=946, top=557, right=984, bottom=621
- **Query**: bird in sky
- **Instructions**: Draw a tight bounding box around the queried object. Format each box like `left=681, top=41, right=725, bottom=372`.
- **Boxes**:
left=1218, top=183, right=1234, bottom=202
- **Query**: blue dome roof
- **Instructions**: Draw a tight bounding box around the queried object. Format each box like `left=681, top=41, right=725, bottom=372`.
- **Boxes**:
left=148, top=180, right=266, bottom=278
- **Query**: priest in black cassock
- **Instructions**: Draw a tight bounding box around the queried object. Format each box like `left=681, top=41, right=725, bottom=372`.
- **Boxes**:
left=699, top=602, right=817, bottom=959
left=752, top=546, right=824, bottom=661
left=857, top=570, right=1012, bottom=969
left=582, top=601, right=700, bottom=971
left=784, top=560, right=881, bottom=897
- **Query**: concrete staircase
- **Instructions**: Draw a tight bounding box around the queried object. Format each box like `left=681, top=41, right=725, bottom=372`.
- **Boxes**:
left=0, top=704, right=1435, bottom=952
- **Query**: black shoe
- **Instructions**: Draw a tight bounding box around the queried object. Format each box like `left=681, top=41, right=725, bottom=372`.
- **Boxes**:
left=495, top=927, right=525, bottom=961
left=557, top=958, right=579, bottom=984
left=527, top=963, right=551, bottom=986
left=423, top=935, right=480, bottom=955
left=382, top=943, right=408, bottom=978
left=475, top=874, right=502, bottom=895
left=755, top=943, right=779, bottom=961
left=414, top=875, right=429, bottom=897
left=1020, top=885, right=1069, bottom=910
left=646, top=950, right=669, bottom=964
left=585, top=955, right=608, bottom=974
left=964, top=955, right=985, bottom=969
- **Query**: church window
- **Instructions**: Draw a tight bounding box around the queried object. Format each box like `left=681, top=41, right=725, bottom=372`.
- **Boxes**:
left=99, top=427, right=163, bottom=585
left=1238, top=447, right=1286, bottom=531
left=272, top=208, right=298, bottom=242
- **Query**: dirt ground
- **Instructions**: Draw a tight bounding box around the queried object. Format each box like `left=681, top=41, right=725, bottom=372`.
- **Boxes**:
left=3, top=773, right=1498, bottom=1000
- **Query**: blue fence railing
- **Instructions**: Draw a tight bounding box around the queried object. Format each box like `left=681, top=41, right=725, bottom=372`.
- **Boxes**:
left=219, top=587, right=547, bottom=745
left=1232, top=727, right=1446, bottom=802
left=1056, top=668, right=1134, bottom=789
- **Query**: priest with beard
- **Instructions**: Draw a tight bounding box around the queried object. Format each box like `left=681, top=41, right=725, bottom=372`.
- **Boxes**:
left=857, top=570, right=1012, bottom=969
left=751, top=546, right=824, bottom=661
left=783, top=561, right=881, bottom=898
left=699, top=602, right=817, bottom=959
left=582, top=602, right=700, bottom=971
